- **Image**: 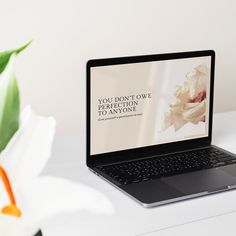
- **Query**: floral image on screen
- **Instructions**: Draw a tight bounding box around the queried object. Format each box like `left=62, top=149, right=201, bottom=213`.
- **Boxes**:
left=162, top=64, right=209, bottom=132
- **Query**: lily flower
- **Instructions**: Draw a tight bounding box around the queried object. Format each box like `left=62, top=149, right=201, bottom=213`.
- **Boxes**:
left=162, top=64, right=209, bottom=131
left=0, top=43, right=113, bottom=236
left=0, top=107, right=113, bottom=236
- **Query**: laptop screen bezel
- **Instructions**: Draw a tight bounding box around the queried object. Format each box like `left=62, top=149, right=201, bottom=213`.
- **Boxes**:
left=86, top=50, right=215, bottom=167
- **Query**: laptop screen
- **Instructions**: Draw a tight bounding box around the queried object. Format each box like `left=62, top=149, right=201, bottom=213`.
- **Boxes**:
left=90, top=56, right=212, bottom=155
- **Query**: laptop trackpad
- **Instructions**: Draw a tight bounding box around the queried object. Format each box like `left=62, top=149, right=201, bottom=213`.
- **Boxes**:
left=163, top=168, right=236, bottom=194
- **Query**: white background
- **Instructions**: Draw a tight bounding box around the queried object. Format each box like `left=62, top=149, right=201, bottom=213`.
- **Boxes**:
left=1, top=0, right=236, bottom=134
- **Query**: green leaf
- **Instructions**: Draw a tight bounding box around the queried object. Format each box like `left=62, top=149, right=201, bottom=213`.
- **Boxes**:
left=0, top=41, right=31, bottom=152
left=0, top=40, right=32, bottom=74
left=0, top=54, right=20, bottom=152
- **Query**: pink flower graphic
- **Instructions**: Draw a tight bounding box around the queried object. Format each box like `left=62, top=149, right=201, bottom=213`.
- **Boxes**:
left=162, top=64, right=209, bottom=132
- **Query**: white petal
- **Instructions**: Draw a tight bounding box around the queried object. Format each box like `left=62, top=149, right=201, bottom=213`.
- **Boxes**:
left=182, top=100, right=206, bottom=123
left=0, top=214, right=38, bottom=236
left=195, top=63, right=209, bottom=74
left=0, top=107, right=56, bottom=185
left=172, top=114, right=187, bottom=131
left=0, top=176, right=113, bottom=236
left=19, top=176, right=113, bottom=225
left=186, top=64, right=208, bottom=99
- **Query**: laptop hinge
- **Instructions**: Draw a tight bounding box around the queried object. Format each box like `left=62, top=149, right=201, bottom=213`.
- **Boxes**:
left=91, top=143, right=212, bottom=168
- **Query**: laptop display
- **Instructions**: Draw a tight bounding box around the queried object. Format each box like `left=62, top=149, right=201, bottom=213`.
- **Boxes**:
left=87, top=51, right=236, bottom=207
left=90, top=56, right=212, bottom=155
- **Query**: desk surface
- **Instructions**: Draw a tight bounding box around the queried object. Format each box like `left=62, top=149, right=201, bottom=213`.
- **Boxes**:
left=42, top=111, right=236, bottom=236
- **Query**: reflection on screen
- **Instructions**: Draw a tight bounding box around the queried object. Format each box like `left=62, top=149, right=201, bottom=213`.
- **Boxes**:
left=91, top=56, right=211, bottom=155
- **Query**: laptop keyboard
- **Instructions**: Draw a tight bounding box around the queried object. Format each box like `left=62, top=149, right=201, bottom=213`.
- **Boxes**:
left=97, top=147, right=236, bottom=185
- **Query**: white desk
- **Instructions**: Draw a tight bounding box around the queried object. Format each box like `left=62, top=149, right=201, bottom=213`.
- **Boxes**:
left=42, top=111, right=236, bottom=236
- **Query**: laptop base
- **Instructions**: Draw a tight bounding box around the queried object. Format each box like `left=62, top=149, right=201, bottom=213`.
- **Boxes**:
left=91, top=146, right=236, bottom=207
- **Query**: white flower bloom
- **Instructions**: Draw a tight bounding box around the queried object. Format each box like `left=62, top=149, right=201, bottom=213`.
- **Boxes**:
left=0, top=107, right=113, bottom=236
left=162, top=64, right=209, bottom=131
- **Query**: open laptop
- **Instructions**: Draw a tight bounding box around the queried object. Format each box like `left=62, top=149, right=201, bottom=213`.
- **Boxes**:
left=86, top=50, right=236, bottom=207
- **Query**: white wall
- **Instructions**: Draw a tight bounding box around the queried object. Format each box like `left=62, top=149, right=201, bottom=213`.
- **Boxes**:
left=1, top=0, right=236, bottom=134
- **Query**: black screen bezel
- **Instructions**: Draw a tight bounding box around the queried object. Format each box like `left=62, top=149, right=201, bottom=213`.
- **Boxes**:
left=86, top=50, right=215, bottom=167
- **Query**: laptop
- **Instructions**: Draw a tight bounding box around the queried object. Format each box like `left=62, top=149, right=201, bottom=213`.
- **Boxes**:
left=86, top=50, right=236, bottom=207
